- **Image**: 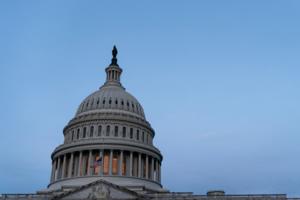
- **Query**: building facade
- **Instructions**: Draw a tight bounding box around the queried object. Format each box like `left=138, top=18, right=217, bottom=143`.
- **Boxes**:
left=0, top=47, right=297, bottom=200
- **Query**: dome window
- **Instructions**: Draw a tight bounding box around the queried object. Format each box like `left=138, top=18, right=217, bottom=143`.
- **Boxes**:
left=103, top=100, right=106, bottom=105
left=121, top=100, right=124, bottom=106
left=114, top=126, right=118, bottom=137
left=115, top=100, right=118, bottom=105
left=96, top=99, right=99, bottom=105
left=106, top=125, right=110, bottom=136
left=83, top=127, right=87, bottom=138
left=136, top=130, right=140, bottom=140
left=130, top=128, right=133, bottom=139
left=142, top=132, right=145, bottom=142
left=98, top=125, right=102, bottom=136
left=122, top=127, right=126, bottom=138
left=71, top=130, right=74, bottom=141
left=77, top=128, right=80, bottom=139
left=109, top=99, right=112, bottom=105
left=90, top=126, right=94, bottom=137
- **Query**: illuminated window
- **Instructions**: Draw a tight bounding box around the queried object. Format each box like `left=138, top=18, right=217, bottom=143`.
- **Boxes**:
left=112, top=153, right=118, bottom=175
left=103, top=153, right=109, bottom=175
left=122, top=155, right=127, bottom=176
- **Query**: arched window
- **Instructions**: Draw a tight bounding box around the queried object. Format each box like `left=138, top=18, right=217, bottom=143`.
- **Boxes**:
left=98, top=125, right=102, bottom=136
left=109, top=99, right=112, bottom=105
left=114, top=126, right=118, bottom=137
left=83, top=127, right=87, bottom=138
left=71, top=131, right=74, bottom=141
left=106, top=125, right=110, bottom=136
left=130, top=128, right=133, bottom=139
left=142, top=132, right=145, bottom=142
left=90, top=126, right=94, bottom=137
left=77, top=128, right=80, bottom=139
left=136, top=130, right=139, bottom=140
left=122, top=127, right=126, bottom=138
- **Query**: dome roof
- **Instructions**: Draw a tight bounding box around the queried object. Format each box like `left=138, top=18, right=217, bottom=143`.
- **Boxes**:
left=75, top=85, right=145, bottom=118
left=75, top=46, right=145, bottom=119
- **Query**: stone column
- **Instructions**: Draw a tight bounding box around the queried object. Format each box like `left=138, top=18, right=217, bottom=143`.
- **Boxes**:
left=77, top=151, right=82, bottom=177
left=62, top=154, right=67, bottom=179
left=56, top=157, right=61, bottom=180
left=145, top=155, right=149, bottom=179
left=151, top=157, right=154, bottom=181
left=119, top=150, right=123, bottom=176
left=158, top=161, right=160, bottom=182
left=87, top=150, right=92, bottom=175
left=129, top=151, right=133, bottom=176
left=68, top=153, right=74, bottom=178
left=138, top=153, right=142, bottom=178
left=109, top=150, right=113, bottom=175
left=50, top=159, right=56, bottom=182
left=155, top=159, right=159, bottom=181
left=98, top=149, right=103, bottom=175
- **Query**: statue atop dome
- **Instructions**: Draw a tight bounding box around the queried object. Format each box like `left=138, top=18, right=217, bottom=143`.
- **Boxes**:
left=112, top=45, right=118, bottom=58
left=111, top=45, right=118, bottom=66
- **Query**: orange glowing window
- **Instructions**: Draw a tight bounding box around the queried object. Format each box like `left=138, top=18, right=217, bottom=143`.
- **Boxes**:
left=112, top=157, right=118, bottom=175
left=103, top=154, right=109, bottom=175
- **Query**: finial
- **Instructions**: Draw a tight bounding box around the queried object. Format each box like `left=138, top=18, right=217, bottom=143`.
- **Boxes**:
left=111, top=45, right=118, bottom=66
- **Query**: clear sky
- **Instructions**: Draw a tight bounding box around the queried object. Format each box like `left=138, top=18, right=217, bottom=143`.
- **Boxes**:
left=0, top=0, right=300, bottom=197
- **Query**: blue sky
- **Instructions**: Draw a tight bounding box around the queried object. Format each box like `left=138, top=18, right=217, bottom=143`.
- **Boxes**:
left=0, top=0, right=300, bottom=197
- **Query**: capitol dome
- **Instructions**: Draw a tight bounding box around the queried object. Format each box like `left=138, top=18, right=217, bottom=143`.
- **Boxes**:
left=48, top=46, right=162, bottom=192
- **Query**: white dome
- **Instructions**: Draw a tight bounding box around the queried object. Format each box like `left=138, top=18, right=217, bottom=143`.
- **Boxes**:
left=75, top=85, right=145, bottom=119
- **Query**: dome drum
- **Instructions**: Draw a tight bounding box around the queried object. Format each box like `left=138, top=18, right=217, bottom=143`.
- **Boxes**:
left=49, top=147, right=162, bottom=191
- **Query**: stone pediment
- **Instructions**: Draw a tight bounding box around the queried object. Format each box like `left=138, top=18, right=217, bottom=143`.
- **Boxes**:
left=52, top=179, right=144, bottom=200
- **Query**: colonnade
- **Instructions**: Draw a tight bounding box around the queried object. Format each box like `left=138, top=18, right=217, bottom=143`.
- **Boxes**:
left=50, top=149, right=161, bottom=183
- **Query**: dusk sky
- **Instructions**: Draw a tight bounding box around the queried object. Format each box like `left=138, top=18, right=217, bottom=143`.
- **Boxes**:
left=0, top=0, right=300, bottom=197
